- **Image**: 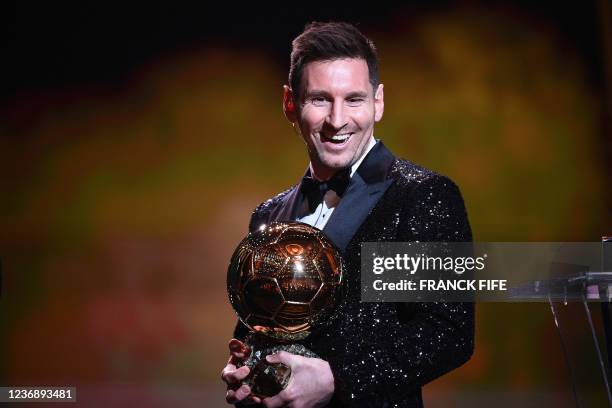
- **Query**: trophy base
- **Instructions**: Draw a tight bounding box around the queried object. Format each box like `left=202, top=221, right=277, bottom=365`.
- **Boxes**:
left=239, top=333, right=318, bottom=398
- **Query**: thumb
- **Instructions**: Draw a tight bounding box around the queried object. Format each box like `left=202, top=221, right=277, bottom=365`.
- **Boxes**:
left=265, top=351, right=297, bottom=367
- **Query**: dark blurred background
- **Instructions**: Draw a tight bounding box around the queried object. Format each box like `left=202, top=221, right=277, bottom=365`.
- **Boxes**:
left=2, top=1, right=612, bottom=407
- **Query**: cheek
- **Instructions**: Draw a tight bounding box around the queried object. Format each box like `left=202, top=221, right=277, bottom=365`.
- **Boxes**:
left=300, top=110, right=326, bottom=132
left=352, top=109, right=375, bottom=128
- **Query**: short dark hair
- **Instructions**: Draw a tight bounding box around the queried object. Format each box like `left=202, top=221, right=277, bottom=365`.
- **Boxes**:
left=289, top=21, right=379, bottom=100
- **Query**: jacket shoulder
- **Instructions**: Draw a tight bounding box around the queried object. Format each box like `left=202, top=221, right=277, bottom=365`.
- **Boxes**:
left=390, top=158, right=448, bottom=186
left=248, top=185, right=297, bottom=232
left=391, top=158, right=472, bottom=241
left=390, top=158, right=466, bottom=207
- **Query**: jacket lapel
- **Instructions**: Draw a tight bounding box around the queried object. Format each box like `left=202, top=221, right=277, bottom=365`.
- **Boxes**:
left=323, top=173, right=393, bottom=253
left=323, top=141, right=396, bottom=253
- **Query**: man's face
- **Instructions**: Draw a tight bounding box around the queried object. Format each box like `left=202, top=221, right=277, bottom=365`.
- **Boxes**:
left=288, top=58, right=384, bottom=180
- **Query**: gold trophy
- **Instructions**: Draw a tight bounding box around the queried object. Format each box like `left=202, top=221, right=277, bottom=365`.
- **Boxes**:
left=227, top=221, right=344, bottom=398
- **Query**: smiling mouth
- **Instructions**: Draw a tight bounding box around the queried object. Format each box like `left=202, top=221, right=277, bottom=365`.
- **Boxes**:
left=321, top=133, right=353, bottom=144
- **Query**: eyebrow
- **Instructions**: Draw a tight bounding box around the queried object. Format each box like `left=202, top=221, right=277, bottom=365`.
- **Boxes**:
left=346, top=91, right=368, bottom=98
left=304, top=90, right=330, bottom=98
left=304, top=90, right=369, bottom=98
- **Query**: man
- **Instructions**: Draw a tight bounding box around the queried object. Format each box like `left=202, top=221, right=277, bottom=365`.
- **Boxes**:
left=221, top=21, right=474, bottom=407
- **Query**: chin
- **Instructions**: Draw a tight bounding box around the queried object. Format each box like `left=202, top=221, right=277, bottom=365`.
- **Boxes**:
left=313, top=148, right=357, bottom=171
left=321, top=157, right=351, bottom=170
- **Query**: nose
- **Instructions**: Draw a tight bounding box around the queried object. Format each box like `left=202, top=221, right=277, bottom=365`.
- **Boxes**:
left=325, top=99, right=348, bottom=131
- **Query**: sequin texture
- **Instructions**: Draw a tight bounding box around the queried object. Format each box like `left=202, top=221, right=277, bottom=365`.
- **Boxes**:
left=235, top=151, right=474, bottom=408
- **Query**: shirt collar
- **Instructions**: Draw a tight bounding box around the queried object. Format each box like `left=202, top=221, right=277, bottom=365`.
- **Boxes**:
left=350, top=136, right=377, bottom=177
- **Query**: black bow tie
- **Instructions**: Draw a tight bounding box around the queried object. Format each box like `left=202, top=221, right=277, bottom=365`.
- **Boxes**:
left=300, top=168, right=351, bottom=212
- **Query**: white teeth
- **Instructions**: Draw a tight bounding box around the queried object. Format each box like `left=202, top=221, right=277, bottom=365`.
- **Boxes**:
left=330, top=133, right=351, bottom=141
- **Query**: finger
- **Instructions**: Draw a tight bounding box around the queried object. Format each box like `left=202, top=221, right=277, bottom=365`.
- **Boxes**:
left=221, top=365, right=250, bottom=384
left=235, top=384, right=252, bottom=401
left=221, top=361, right=236, bottom=377
left=223, top=365, right=250, bottom=384
left=226, top=384, right=251, bottom=404
left=220, top=363, right=236, bottom=385
left=225, top=388, right=237, bottom=404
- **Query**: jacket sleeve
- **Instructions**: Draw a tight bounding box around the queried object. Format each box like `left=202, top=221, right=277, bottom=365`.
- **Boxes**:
left=231, top=205, right=270, bottom=408
left=328, top=174, right=475, bottom=405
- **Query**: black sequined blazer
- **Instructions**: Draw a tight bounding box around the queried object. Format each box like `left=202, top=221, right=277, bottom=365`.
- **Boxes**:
left=234, top=141, right=474, bottom=407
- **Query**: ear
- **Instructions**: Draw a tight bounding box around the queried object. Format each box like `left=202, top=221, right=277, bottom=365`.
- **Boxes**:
left=282, top=85, right=297, bottom=123
left=374, top=83, right=384, bottom=122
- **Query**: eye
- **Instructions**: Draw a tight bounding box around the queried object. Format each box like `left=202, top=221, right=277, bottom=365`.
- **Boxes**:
left=347, top=97, right=365, bottom=106
left=310, top=97, right=329, bottom=107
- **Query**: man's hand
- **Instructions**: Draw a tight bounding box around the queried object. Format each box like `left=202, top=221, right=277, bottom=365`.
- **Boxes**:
left=262, top=351, right=335, bottom=408
left=220, top=339, right=262, bottom=405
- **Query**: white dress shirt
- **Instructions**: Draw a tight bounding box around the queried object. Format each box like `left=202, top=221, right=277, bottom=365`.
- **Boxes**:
left=297, top=137, right=377, bottom=229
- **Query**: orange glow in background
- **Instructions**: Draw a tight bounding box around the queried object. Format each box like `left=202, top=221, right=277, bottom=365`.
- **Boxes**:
left=2, top=5, right=611, bottom=407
